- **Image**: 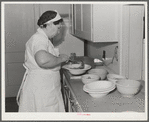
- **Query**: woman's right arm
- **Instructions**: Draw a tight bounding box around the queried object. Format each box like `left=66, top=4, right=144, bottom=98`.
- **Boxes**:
left=35, top=50, right=68, bottom=69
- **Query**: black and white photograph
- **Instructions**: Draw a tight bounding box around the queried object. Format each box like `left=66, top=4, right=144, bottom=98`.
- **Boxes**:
left=1, top=1, right=148, bottom=121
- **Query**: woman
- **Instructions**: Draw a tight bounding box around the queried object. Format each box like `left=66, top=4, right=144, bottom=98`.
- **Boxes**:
left=16, top=10, right=69, bottom=112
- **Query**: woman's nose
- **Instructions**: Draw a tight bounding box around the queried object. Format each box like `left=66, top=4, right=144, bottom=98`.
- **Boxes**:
left=58, top=23, right=62, bottom=29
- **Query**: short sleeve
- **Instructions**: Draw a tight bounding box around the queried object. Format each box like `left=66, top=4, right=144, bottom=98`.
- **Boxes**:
left=32, top=35, right=48, bottom=55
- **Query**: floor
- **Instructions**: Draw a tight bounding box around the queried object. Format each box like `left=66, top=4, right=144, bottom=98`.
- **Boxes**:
left=5, top=97, right=18, bottom=112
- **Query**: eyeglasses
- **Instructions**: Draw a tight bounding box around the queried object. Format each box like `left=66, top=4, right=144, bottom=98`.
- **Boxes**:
left=41, top=19, right=63, bottom=28
left=53, top=18, right=63, bottom=25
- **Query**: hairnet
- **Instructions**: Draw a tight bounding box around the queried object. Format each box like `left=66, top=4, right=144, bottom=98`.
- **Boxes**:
left=44, top=10, right=62, bottom=24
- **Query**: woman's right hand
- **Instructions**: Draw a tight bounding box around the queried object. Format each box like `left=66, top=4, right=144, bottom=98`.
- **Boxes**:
left=59, top=54, right=69, bottom=62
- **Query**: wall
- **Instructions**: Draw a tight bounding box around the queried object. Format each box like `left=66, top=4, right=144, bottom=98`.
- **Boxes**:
left=5, top=3, right=84, bottom=97
left=85, top=4, right=145, bottom=78
left=57, top=17, right=84, bottom=56
left=38, top=4, right=84, bottom=56
left=85, top=41, right=119, bottom=74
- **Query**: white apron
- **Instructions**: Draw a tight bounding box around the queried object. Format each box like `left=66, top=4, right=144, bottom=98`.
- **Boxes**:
left=16, top=44, right=65, bottom=112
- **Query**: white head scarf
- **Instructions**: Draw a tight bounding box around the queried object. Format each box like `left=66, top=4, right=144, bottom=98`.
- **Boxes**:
left=44, top=10, right=62, bottom=24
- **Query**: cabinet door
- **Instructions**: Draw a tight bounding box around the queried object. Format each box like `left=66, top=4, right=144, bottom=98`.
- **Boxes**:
left=82, top=4, right=92, bottom=40
left=5, top=4, right=35, bottom=97
left=74, top=4, right=82, bottom=37
left=93, top=4, right=119, bottom=42
left=69, top=4, right=75, bottom=35
left=5, top=4, right=35, bottom=53
left=128, top=6, right=144, bottom=80
left=71, top=4, right=119, bottom=42
left=120, top=5, right=144, bottom=80
left=73, top=4, right=92, bottom=40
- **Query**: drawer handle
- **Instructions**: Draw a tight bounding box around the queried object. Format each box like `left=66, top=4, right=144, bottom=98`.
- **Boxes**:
left=70, top=99, right=76, bottom=103
left=64, top=85, right=69, bottom=89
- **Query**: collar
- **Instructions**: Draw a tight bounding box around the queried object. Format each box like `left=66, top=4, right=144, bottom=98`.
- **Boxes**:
left=37, top=28, right=48, bottom=39
left=37, top=28, right=55, bottom=48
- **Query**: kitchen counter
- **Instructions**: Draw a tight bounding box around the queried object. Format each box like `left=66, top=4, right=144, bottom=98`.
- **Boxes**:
left=62, top=66, right=145, bottom=112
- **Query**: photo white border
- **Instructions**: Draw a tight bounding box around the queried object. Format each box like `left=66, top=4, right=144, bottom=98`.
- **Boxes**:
left=1, top=1, right=148, bottom=121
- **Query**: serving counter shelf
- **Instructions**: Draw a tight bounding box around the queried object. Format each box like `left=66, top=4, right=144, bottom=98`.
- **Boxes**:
left=61, top=66, right=145, bottom=112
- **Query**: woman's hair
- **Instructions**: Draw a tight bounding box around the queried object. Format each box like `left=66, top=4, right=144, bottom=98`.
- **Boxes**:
left=37, top=10, right=63, bottom=28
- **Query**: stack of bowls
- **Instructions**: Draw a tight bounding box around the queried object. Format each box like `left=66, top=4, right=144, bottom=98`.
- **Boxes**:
left=107, top=74, right=127, bottom=83
left=81, top=74, right=101, bottom=84
left=115, top=79, right=141, bottom=97
left=83, top=80, right=115, bottom=98
left=88, top=68, right=108, bottom=80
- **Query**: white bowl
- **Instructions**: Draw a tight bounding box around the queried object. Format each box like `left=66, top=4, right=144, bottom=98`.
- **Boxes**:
left=94, top=59, right=103, bottom=66
left=83, top=84, right=115, bottom=93
left=89, top=92, right=109, bottom=98
left=107, top=74, right=127, bottom=83
left=88, top=68, right=108, bottom=80
left=88, top=86, right=115, bottom=98
left=116, top=79, right=141, bottom=97
left=83, top=80, right=115, bottom=92
left=63, top=64, right=91, bottom=75
left=83, top=81, right=115, bottom=98
left=81, top=74, right=100, bottom=84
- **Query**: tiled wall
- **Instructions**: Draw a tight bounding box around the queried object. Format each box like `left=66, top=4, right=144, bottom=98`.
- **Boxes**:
left=85, top=41, right=119, bottom=74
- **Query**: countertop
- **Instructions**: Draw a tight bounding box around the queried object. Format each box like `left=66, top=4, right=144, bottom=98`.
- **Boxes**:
left=62, top=66, right=145, bottom=112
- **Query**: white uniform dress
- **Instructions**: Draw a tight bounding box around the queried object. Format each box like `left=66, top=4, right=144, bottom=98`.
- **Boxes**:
left=17, top=28, right=65, bottom=112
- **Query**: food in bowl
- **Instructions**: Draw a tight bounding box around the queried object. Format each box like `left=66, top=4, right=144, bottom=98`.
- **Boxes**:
left=68, top=63, right=82, bottom=69
left=87, top=76, right=91, bottom=79
left=107, top=74, right=127, bottom=83
left=81, top=74, right=100, bottom=84
left=68, top=60, right=84, bottom=69
left=88, top=68, right=108, bottom=80
left=63, top=64, right=91, bottom=75
left=116, top=79, right=141, bottom=97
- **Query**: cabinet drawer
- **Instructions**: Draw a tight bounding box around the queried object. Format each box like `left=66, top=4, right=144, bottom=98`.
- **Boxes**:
left=62, top=74, right=83, bottom=112
left=69, top=92, right=82, bottom=112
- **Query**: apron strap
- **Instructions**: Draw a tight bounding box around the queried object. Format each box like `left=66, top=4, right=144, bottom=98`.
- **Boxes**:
left=16, top=64, right=28, bottom=106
